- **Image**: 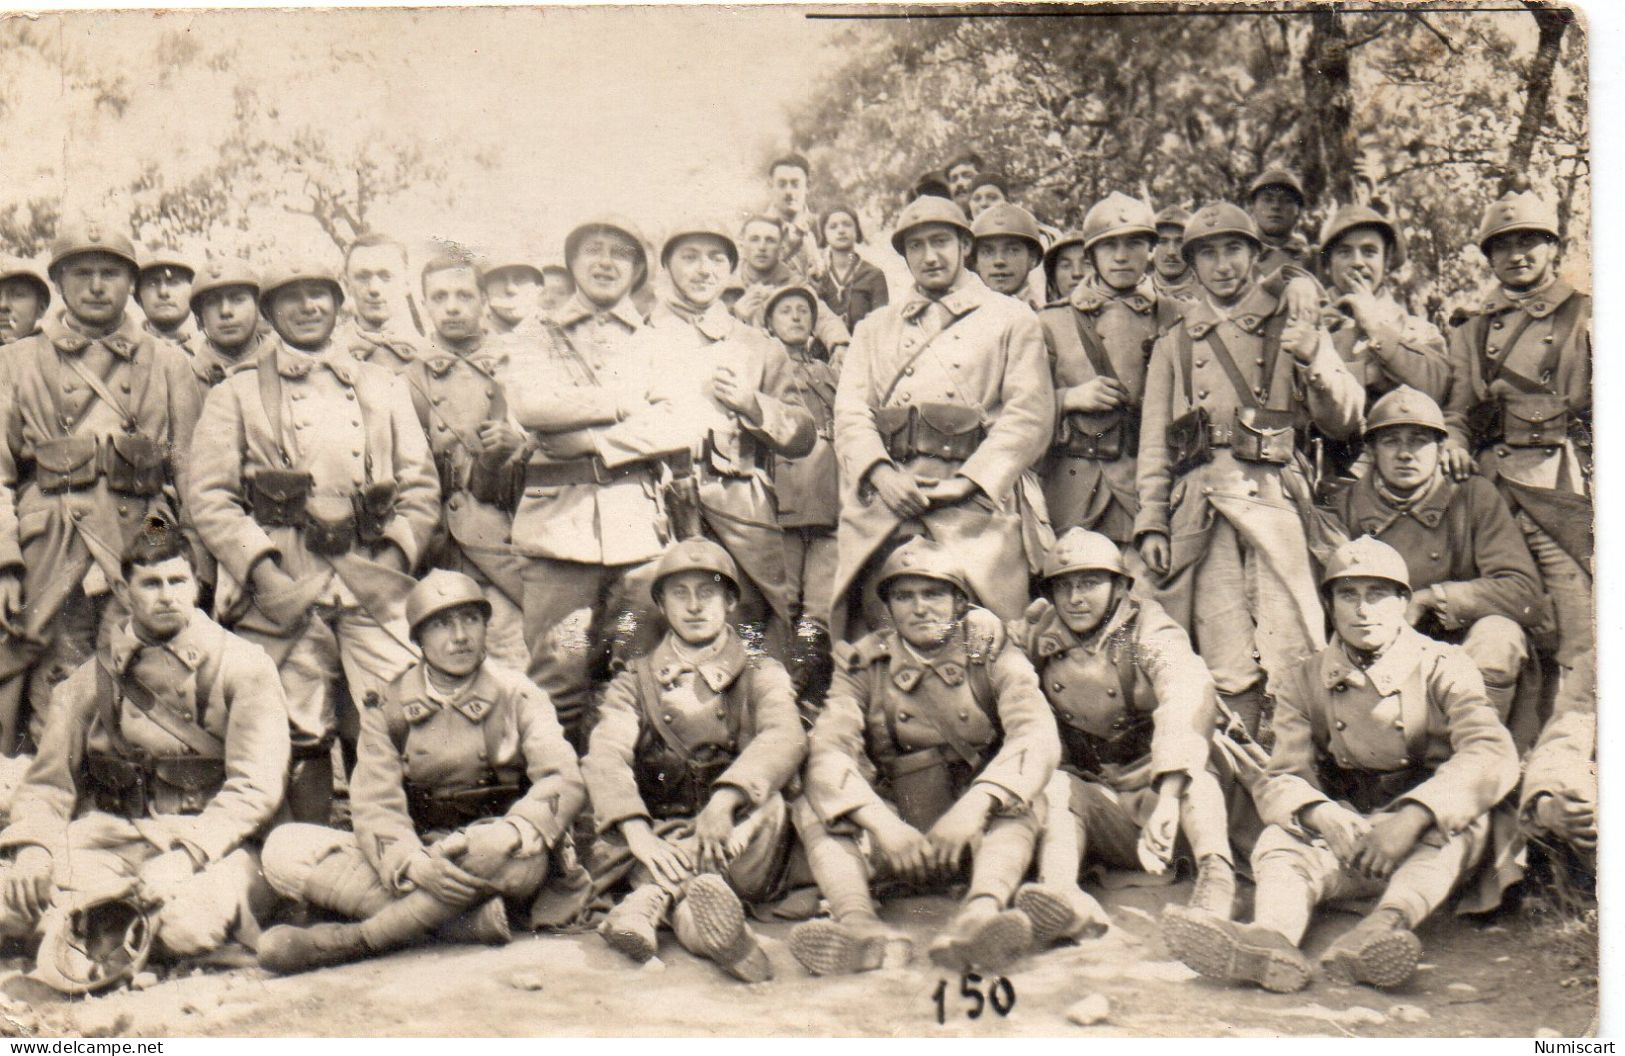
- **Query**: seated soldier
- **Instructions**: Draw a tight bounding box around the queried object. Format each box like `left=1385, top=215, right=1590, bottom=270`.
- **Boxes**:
left=0, top=523, right=290, bottom=990
left=788, top=538, right=1061, bottom=976
left=1521, top=651, right=1595, bottom=880
left=1163, top=537, right=1518, bottom=993
left=583, top=539, right=806, bottom=983
left=1010, top=529, right=1236, bottom=948
left=256, top=570, right=587, bottom=973
left=1327, top=386, right=1543, bottom=739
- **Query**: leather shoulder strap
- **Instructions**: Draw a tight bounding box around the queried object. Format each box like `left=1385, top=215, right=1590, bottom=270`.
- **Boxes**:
left=1070, top=309, right=1120, bottom=384
left=63, top=353, right=137, bottom=430
left=632, top=655, right=694, bottom=759
left=253, top=354, right=294, bottom=467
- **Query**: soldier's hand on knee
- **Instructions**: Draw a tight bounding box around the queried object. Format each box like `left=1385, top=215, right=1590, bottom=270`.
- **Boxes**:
left=869, top=814, right=931, bottom=884
left=695, top=789, right=746, bottom=874
left=5, top=845, right=52, bottom=920
left=1138, top=532, right=1171, bottom=578
left=1440, top=445, right=1475, bottom=482
left=868, top=464, right=929, bottom=519
left=927, top=791, right=992, bottom=874
left=1304, top=802, right=1369, bottom=866
left=1352, top=804, right=1431, bottom=880
left=1538, top=795, right=1596, bottom=851
left=456, top=822, right=522, bottom=879
left=409, top=844, right=490, bottom=904
left=1136, top=794, right=1180, bottom=874
left=624, top=822, right=694, bottom=890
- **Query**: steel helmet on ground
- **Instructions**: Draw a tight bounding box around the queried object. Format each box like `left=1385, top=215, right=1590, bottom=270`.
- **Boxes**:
left=890, top=196, right=974, bottom=255
left=406, top=570, right=492, bottom=638
left=30, top=881, right=156, bottom=995
left=875, top=537, right=972, bottom=600
left=1321, top=535, right=1412, bottom=594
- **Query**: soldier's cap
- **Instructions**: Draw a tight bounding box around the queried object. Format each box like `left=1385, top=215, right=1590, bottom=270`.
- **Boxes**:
left=651, top=538, right=742, bottom=601
left=30, top=879, right=155, bottom=996
left=258, top=260, right=346, bottom=311
left=764, top=284, right=820, bottom=326
left=1153, top=205, right=1193, bottom=232
left=188, top=259, right=261, bottom=312
left=875, top=538, right=973, bottom=601
left=406, top=570, right=491, bottom=639
left=1475, top=192, right=1560, bottom=254
left=1180, top=202, right=1262, bottom=264
left=48, top=220, right=138, bottom=276
left=479, top=248, right=541, bottom=285
left=1043, top=230, right=1087, bottom=276
left=0, top=256, right=51, bottom=307
left=1364, top=385, right=1446, bottom=440
left=1042, top=528, right=1128, bottom=582
left=660, top=221, right=739, bottom=272
left=1247, top=167, right=1306, bottom=204
left=1082, top=192, right=1157, bottom=255
left=912, top=171, right=953, bottom=202
left=1321, top=535, right=1411, bottom=595
left=541, top=262, right=572, bottom=280
left=890, top=196, right=974, bottom=255
left=1317, top=204, right=1404, bottom=269
left=970, top=202, right=1045, bottom=260
left=135, top=248, right=196, bottom=282
left=564, top=215, right=650, bottom=283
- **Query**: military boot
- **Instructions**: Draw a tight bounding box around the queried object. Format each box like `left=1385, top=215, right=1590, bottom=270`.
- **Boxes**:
left=672, top=874, right=772, bottom=983
left=601, top=884, right=673, bottom=964
left=1318, top=908, right=1421, bottom=988
left=435, top=897, right=513, bottom=947
left=1160, top=905, right=1311, bottom=993
left=928, top=897, right=1033, bottom=972
left=258, top=888, right=464, bottom=974
left=788, top=915, right=913, bottom=976
left=1184, top=855, right=1237, bottom=920
left=1013, top=882, right=1110, bottom=947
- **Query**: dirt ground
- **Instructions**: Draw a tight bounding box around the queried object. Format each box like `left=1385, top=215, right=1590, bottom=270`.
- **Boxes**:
left=0, top=878, right=1596, bottom=1039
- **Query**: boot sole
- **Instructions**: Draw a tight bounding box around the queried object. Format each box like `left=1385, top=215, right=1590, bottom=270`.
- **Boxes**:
left=1162, top=908, right=1311, bottom=993
left=600, top=921, right=658, bottom=963
left=788, top=920, right=890, bottom=976
left=685, top=875, right=772, bottom=982
left=929, top=910, right=1033, bottom=973
left=1320, top=928, right=1421, bottom=989
left=1014, top=886, right=1082, bottom=948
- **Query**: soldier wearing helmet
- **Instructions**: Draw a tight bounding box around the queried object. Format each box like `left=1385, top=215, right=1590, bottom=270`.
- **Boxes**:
left=1245, top=167, right=1310, bottom=272
left=186, top=256, right=439, bottom=823
left=404, top=251, right=530, bottom=673
left=0, top=256, right=50, bottom=345
left=336, top=232, right=421, bottom=374
left=135, top=249, right=199, bottom=357
left=0, top=220, right=203, bottom=753
left=1151, top=205, right=1199, bottom=303
left=1317, top=205, right=1449, bottom=406
left=1441, top=191, right=1592, bottom=720
left=0, top=523, right=288, bottom=987
left=1008, top=529, right=1236, bottom=949
left=1165, top=536, right=1518, bottom=995
left=501, top=215, right=689, bottom=750
left=1134, top=201, right=1363, bottom=738
left=1038, top=192, right=1184, bottom=543
left=831, top=196, right=1054, bottom=637
left=538, top=263, right=575, bottom=315
left=789, top=537, right=1059, bottom=977
left=1325, top=386, right=1543, bottom=739
left=969, top=202, right=1046, bottom=308
left=729, top=214, right=852, bottom=354
left=186, top=258, right=270, bottom=395
left=637, top=220, right=817, bottom=666
left=1042, top=230, right=1090, bottom=303
left=582, top=539, right=805, bottom=984
left=481, top=247, right=546, bottom=339
left=812, top=205, right=890, bottom=333
left=257, top=569, right=588, bottom=975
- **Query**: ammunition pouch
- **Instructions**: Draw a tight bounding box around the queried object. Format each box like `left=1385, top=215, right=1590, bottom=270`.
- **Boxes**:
left=1316, top=757, right=1429, bottom=816
left=433, top=449, right=464, bottom=499
left=1058, top=713, right=1155, bottom=777
left=303, top=494, right=357, bottom=557
left=82, top=754, right=150, bottom=818
left=1057, top=409, right=1139, bottom=461
left=635, top=742, right=737, bottom=821
left=404, top=775, right=527, bottom=833
left=1232, top=407, right=1297, bottom=465
left=100, top=434, right=167, bottom=497
left=701, top=430, right=762, bottom=480
left=1472, top=393, right=1573, bottom=449
left=353, top=481, right=398, bottom=545
left=81, top=753, right=224, bottom=818
left=884, top=747, right=974, bottom=831
left=247, top=468, right=314, bottom=528
left=1166, top=406, right=1213, bottom=477
left=32, top=436, right=101, bottom=495
left=877, top=403, right=985, bottom=463
left=466, top=456, right=522, bottom=512
left=150, top=756, right=226, bottom=816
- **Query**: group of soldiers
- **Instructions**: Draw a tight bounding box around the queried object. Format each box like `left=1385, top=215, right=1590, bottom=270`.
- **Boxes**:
left=0, top=149, right=1594, bottom=1001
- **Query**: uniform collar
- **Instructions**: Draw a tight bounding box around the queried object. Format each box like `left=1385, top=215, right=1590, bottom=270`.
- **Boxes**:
left=422, top=332, right=502, bottom=377
left=1319, top=625, right=1426, bottom=696
left=276, top=340, right=359, bottom=385
left=146, top=316, right=199, bottom=349
left=1022, top=595, right=1136, bottom=660
left=44, top=309, right=145, bottom=360
left=1347, top=470, right=1454, bottom=533
left=737, top=262, right=793, bottom=289
left=888, top=629, right=972, bottom=692
left=551, top=292, right=642, bottom=332
left=656, top=296, right=737, bottom=342
left=397, top=660, right=503, bottom=725
left=1184, top=281, right=1280, bottom=338
left=198, top=329, right=269, bottom=382
left=649, top=627, right=748, bottom=693
left=901, top=270, right=985, bottom=322
left=1484, top=279, right=1576, bottom=319
left=107, top=611, right=219, bottom=675
left=1069, top=274, right=1155, bottom=315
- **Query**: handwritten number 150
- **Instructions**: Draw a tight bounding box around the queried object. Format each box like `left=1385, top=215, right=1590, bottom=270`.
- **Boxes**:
left=932, top=973, right=1016, bottom=1024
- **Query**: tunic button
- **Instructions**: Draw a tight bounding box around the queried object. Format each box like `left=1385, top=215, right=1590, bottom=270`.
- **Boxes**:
left=352, top=449, right=362, bottom=457
left=1106, top=687, right=1116, bottom=698
left=120, top=383, right=131, bottom=394
left=715, top=708, right=727, bottom=720
left=662, top=712, right=674, bottom=724
left=1492, top=321, right=1504, bottom=330
left=904, top=367, right=914, bottom=376
left=1255, top=357, right=1266, bottom=367
left=958, top=710, right=969, bottom=721
left=1052, top=683, right=1064, bottom=692
left=1334, top=720, right=1346, bottom=731
left=1399, top=757, right=1411, bottom=767
left=448, top=496, right=461, bottom=510
left=1333, top=682, right=1347, bottom=693
left=1429, top=552, right=1440, bottom=560
left=1197, top=388, right=1209, bottom=399
left=898, top=712, right=910, bottom=722
left=900, top=392, right=912, bottom=402
left=1194, top=357, right=1207, bottom=367
left=1393, top=719, right=1405, bottom=730
left=432, top=396, right=442, bottom=405
left=346, top=392, right=356, bottom=401
left=477, top=749, right=487, bottom=761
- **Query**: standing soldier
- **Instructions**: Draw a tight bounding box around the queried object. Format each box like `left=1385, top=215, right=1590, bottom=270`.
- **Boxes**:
left=943, top=151, right=984, bottom=212
left=969, top=202, right=1046, bottom=311
left=186, top=260, right=272, bottom=396
left=1441, top=192, right=1592, bottom=720
left=1245, top=169, right=1310, bottom=273
left=1317, top=205, right=1449, bottom=405
left=1151, top=206, right=1199, bottom=304
left=502, top=215, right=684, bottom=749
left=583, top=540, right=805, bottom=983
left=831, top=196, right=1054, bottom=636
left=1042, top=231, right=1089, bottom=304
left=0, top=525, right=289, bottom=987
left=1010, top=529, right=1235, bottom=948
left=186, top=259, right=438, bottom=823
left=404, top=253, right=529, bottom=671
left=764, top=154, right=821, bottom=282
left=1038, top=193, right=1181, bottom=543
left=481, top=252, right=547, bottom=339
left=538, top=263, right=575, bottom=316
left=645, top=221, right=816, bottom=659
left=1520, top=654, right=1595, bottom=881
left=1134, top=203, right=1364, bottom=735
left=0, top=257, right=50, bottom=346
left=338, top=232, right=421, bottom=373
left=1163, top=538, right=1518, bottom=993
left=0, top=222, right=202, bottom=754
left=135, top=250, right=200, bottom=357
left=788, top=539, right=1060, bottom=975
left=729, top=216, right=852, bottom=354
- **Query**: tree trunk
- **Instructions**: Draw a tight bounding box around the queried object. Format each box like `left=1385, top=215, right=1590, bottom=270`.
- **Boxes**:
left=1300, top=10, right=1359, bottom=206
left=1501, top=3, right=1572, bottom=194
